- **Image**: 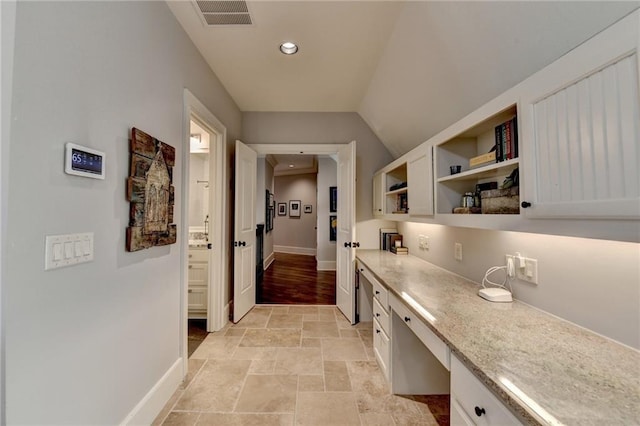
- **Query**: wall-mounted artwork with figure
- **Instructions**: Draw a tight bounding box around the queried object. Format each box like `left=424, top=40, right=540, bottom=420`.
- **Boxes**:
left=329, top=215, right=337, bottom=241
left=278, top=203, right=287, bottom=216
left=330, top=186, right=337, bottom=212
left=126, top=127, right=177, bottom=251
left=289, top=200, right=301, bottom=217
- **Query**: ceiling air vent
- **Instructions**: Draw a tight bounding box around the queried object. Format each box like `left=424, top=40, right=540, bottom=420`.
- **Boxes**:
left=194, top=1, right=253, bottom=26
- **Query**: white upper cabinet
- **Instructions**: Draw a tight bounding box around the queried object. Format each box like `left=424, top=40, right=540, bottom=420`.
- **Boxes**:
left=373, top=172, right=384, bottom=217
left=520, top=11, right=640, bottom=219
left=407, top=145, right=434, bottom=216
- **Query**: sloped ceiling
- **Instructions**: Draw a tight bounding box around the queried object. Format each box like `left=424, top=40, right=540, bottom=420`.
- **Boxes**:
left=168, top=1, right=639, bottom=158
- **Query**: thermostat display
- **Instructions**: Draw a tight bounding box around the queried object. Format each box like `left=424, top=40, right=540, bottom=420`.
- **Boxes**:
left=65, top=143, right=105, bottom=179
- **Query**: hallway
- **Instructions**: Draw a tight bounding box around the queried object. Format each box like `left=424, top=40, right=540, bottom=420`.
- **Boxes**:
left=258, top=253, right=336, bottom=305
left=154, top=305, right=449, bottom=425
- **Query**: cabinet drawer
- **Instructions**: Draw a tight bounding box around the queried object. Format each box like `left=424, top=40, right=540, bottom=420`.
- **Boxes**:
left=188, top=249, right=208, bottom=262
left=373, top=318, right=390, bottom=381
left=389, top=293, right=450, bottom=370
left=362, top=268, right=388, bottom=309
left=451, top=355, right=521, bottom=426
left=373, top=297, right=390, bottom=335
left=188, top=286, right=208, bottom=311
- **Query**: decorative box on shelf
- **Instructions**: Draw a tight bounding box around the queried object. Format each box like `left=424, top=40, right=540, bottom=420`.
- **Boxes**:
left=481, top=186, right=519, bottom=214
left=469, top=151, right=496, bottom=168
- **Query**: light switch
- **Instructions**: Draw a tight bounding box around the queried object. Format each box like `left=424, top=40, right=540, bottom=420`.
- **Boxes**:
left=53, top=243, right=63, bottom=261
left=64, top=242, right=73, bottom=259
left=45, top=232, right=94, bottom=270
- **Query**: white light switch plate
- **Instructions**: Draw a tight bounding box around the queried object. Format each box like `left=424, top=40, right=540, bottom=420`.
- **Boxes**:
left=45, top=232, right=94, bottom=270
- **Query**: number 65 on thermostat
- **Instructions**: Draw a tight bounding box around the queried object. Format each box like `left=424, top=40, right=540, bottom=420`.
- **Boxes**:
left=64, top=143, right=105, bottom=179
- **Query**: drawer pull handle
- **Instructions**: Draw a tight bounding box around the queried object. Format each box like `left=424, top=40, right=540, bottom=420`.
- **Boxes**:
left=404, top=316, right=411, bottom=322
left=188, top=265, right=192, bottom=269
left=375, top=313, right=380, bottom=317
left=188, top=289, right=193, bottom=293
left=474, top=406, right=486, bottom=417
left=375, top=290, right=380, bottom=295
left=376, top=329, right=381, bottom=334
left=189, top=254, right=193, bottom=258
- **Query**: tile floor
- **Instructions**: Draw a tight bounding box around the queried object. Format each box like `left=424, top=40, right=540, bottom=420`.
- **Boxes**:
left=153, top=305, right=449, bottom=426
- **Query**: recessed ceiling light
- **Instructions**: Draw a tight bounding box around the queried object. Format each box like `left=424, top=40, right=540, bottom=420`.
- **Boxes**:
left=280, top=42, right=298, bottom=55
left=288, top=164, right=295, bottom=168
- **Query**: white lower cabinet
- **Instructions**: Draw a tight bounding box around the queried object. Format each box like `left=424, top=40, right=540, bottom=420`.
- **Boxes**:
left=451, top=354, right=522, bottom=426
left=373, top=317, right=390, bottom=380
left=188, top=249, right=209, bottom=318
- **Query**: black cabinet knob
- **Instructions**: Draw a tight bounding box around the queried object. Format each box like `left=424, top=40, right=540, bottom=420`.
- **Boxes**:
left=521, top=201, right=532, bottom=208
left=375, top=290, right=380, bottom=295
left=475, top=406, right=486, bottom=417
left=375, top=313, right=380, bottom=317
left=404, top=316, right=411, bottom=322
left=376, top=329, right=381, bottom=334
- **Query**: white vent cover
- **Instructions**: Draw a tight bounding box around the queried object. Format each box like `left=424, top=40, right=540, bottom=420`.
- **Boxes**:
left=194, top=1, right=252, bottom=26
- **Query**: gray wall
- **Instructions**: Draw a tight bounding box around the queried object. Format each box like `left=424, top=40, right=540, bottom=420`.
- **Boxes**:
left=273, top=174, right=317, bottom=252
left=6, top=2, right=241, bottom=424
left=242, top=112, right=394, bottom=223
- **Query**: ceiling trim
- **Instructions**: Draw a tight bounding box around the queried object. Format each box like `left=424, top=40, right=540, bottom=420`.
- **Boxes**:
left=248, top=143, right=352, bottom=155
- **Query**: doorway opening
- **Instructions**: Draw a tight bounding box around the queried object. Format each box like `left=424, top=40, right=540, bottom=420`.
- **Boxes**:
left=256, top=155, right=337, bottom=305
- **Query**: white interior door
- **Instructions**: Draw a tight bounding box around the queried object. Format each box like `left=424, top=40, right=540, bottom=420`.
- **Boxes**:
left=233, top=140, right=257, bottom=322
left=336, top=141, right=357, bottom=324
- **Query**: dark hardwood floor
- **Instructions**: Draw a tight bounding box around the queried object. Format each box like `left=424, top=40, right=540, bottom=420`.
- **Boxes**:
left=258, top=252, right=336, bottom=305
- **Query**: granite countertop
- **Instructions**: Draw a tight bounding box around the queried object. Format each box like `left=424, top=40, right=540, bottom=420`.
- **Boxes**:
left=356, top=249, right=640, bottom=426
left=188, top=240, right=208, bottom=248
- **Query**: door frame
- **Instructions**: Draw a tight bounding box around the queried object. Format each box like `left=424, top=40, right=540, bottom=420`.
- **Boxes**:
left=181, top=89, right=228, bottom=374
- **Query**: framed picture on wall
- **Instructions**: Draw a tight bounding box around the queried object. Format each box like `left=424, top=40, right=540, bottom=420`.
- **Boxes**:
left=329, top=215, right=337, bottom=241
left=304, top=205, right=312, bottom=213
left=329, top=186, right=337, bottom=212
left=289, top=200, right=301, bottom=217
left=278, top=202, right=287, bottom=216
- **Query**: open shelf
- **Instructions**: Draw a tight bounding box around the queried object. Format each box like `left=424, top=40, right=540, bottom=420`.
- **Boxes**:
left=437, top=158, right=519, bottom=183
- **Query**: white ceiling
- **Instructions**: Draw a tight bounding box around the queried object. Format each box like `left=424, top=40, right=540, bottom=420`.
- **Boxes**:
left=168, top=1, right=639, bottom=158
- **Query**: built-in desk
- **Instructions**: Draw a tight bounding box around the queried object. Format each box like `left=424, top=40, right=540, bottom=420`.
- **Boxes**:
left=356, top=249, right=640, bottom=426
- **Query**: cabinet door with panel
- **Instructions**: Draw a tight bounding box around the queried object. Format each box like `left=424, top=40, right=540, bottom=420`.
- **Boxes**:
left=373, top=172, right=384, bottom=217
left=407, top=145, right=434, bottom=216
left=520, top=11, right=640, bottom=219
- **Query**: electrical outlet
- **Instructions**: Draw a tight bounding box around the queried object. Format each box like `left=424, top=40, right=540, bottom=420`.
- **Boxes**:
left=454, top=243, right=462, bottom=261
left=418, top=235, right=429, bottom=250
left=517, top=258, right=538, bottom=284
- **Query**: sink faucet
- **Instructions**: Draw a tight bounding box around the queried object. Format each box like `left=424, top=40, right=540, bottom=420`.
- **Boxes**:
left=204, top=214, right=209, bottom=241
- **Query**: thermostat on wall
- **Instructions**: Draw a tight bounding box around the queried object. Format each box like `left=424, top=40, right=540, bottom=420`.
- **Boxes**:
left=65, top=143, right=105, bottom=179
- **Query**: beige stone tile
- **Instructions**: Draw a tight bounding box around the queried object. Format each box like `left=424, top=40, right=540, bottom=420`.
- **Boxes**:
left=301, top=338, right=321, bottom=348
left=233, top=346, right=278, bottom=360
left=152, top=388, right=184, bottom=425
left=289, top=306, right=319, bottom=315
left=346, top=361, right=388, bottom=396
left=240, top=329, right=301, bottom=347
left=234, top=375, right=298, bottom=413
left=267, top=314, right=303, bottom=329
left=174, top=359, right=250, bottom=411
left=252, top=306, right=274, bottom=313
left=274, top=347, right=323, bottom=375
left=237, top=310, right=271, bottom=328
left=182, top=358, right=206, bottom=389
left=295, top=392, right=361, bottom=426
left=302, top=314, right=319, bottom=321
left=355, top=393, right=423, bottom=416
left=197, top=413, right=294, bottom=426
left=336, top=314, right=352, bottom=329
left=161, top=411, right=200, bottom=426
left=324, top=361, right=352, bottom=392
left=339, top=329, right=360, bottom=338
left=302, top=321, right=340, bottom=338
left=191, top=337, right=242, bottom=359
left=321, top=338, right=368, bottom=361
left=249, top=359, right=276, bottom=374
left=298, top=375, right=324, bottom=392
left=270, top=306, right=291, bottom=315
left=317, top=309, right=337, bottom=321
left=225, top=327, right=247, bottom=337
left=390, top=413, right=439, bottom=426
left=359, top=413, right=395, bottom=426
left=365, top=346, right=376, bottom=361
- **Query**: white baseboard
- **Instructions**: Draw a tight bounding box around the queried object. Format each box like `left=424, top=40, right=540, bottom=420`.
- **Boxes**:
left=264, top=252, right=275, bottom=270
left=274, top=245, right=316, bottom=256
left=120, top=358, right=183, bottom=426
left=317, top=261, right=336, bottom=271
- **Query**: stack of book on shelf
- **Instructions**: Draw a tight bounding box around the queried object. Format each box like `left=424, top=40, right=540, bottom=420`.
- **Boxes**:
left=380, top=228, right=398, bottom=250
left=391, top=246, right=408, bottom=255
left=393, top=193, right=408, bottom=214
left=494, top=116, right=518, bottom=163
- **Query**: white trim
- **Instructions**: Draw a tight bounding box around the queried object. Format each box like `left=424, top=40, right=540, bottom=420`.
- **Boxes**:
left=119, top=358, right=182, bottom=426
left=182, top=89, right=228, bottom=383
left=248, top=144, right=344, bottom=155
left=264, top=252, right=275, bottom=270
left=317, top=261, right=336, bottom=271
left=274, top=245, right=317, bottom=256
